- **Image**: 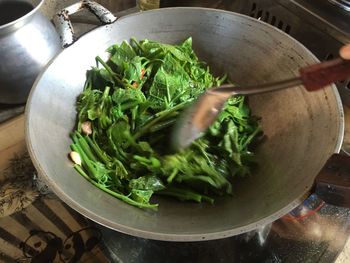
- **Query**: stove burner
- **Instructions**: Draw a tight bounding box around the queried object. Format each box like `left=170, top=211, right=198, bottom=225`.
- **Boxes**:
left=329, top=0, right=350, bottom=11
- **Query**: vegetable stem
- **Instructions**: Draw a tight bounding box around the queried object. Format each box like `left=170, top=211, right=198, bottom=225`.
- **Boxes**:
left=133, top=101, right=188, bottom=140
left=96, top=56, right=124, bottom=87
left=74, top=164, right=158, bottom=210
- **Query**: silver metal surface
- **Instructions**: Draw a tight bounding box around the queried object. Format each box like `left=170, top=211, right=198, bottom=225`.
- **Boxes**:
left=26, top=7, right=344, bottom=241
left=174, top=78, right=303, bottom=150
left=53, top=0, right=117, bottom=47
left=0, top=0, right=61, bottom=104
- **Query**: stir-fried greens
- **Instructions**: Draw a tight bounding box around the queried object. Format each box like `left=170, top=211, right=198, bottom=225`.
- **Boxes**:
left=70, top=37, right=261, bottom=210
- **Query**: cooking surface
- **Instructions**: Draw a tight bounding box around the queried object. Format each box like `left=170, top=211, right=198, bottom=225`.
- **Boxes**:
left=101, top=197, right=350, bottom=263
left=1, top=0, right=350, bottom=262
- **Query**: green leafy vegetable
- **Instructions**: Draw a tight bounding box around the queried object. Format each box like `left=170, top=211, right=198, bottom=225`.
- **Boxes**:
left=70, top=37, right=262, bottom=210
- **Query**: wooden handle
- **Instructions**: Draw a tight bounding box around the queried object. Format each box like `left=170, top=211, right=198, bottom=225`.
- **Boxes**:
left=314, top=154, right=350, bottom=207
left=300, top=58, right=350, bottom=91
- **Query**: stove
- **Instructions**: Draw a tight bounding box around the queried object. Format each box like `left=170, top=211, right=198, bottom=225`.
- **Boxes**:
left=100, top=196, right=350, bottom=263
left=223, top=0, right=350, bottom=106
left=1, top=1, right=350, bottom=262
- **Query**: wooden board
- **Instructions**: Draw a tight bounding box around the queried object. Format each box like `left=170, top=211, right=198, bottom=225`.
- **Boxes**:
left=0, top=115, right=110, bottom=263
left=0, top=114, right=26, bottom=180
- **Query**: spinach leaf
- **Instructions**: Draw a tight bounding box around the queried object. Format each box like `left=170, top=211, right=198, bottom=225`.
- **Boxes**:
left=70, top=37, right=261, bottom=209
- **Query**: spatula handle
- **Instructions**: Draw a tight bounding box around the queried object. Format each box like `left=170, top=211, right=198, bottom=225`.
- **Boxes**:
left=300, top=58, right=350, bottom=91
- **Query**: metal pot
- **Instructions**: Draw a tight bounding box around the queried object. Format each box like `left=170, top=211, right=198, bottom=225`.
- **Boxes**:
left=0, top=0, right=61, bottom=104
left=26, top=3, right=347, bottom=241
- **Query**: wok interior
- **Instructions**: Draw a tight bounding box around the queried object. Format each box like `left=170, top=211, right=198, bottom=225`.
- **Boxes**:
left=26, top=8, right=343, bottom=240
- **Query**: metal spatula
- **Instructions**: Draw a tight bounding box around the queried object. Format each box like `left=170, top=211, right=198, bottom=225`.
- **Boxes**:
left=172, top=58, right=350, bottom=151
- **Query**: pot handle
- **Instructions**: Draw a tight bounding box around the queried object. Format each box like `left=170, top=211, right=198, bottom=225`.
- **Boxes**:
left=53, top=0, right=117, bottom=48
left=314, top=154, right=350, bottom=207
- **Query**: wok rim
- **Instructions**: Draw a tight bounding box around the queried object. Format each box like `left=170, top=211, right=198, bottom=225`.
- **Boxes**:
left=25, top=7, right=344, bottom=241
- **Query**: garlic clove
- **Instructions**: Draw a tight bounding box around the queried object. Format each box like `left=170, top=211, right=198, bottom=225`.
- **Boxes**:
left=81, top=121, right=92, bottom=135
left=69, top=151, right=82, bottom=166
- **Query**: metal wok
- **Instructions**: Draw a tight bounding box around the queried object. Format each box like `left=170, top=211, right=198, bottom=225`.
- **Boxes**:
left=26, top=6, right=344, bottom=241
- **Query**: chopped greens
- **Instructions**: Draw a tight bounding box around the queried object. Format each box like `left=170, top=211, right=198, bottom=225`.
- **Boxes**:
left=70, top=37, right=261, bottom=210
